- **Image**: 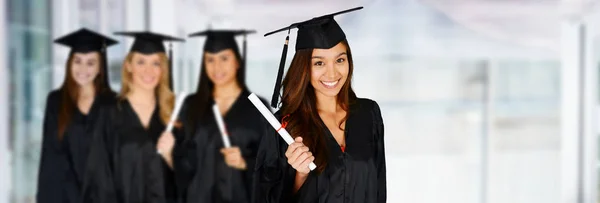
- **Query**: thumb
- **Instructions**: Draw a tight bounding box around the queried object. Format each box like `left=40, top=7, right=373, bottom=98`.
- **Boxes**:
left=295, top=137, right=303, bottom=143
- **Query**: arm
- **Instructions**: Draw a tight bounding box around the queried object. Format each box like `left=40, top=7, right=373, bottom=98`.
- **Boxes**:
left=81, top=106, right=117, bottom=203
left=252, top=121, right=296, bottom=203
left=145, top=142, right=166, bottom=203
left=372, top=101, right=387, bottom=202
left=37, top=93, right=65, bottom=203
left=171, top=96, right=197, bottom=201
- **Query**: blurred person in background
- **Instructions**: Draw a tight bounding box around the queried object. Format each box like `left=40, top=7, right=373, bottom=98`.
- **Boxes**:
left=37, top=28, right=118, bottom=203
left=171, top=29, right=269, bottom=203
left=82, top=32, right=183, bottom=203
left=253, top=7, right=387, bottom=203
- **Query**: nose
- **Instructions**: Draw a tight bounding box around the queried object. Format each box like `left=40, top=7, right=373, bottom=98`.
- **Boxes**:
left=324, top=63, right=337, bottom=79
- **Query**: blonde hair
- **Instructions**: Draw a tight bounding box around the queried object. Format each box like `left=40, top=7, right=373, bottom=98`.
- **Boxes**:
left=119, top=52, right=174, bottom=124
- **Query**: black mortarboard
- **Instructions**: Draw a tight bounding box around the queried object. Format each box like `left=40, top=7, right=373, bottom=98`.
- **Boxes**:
left=188, top=29, right=256, bottom=78
left=264, top=7, right=363, bottom=108
left=114, top=31, right=185, bottom=90
left=54, top=28, right=119, bottom=89
left=188, top=29, right=255, bottom=53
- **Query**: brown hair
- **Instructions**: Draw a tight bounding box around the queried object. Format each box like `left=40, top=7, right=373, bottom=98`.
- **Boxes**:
left=188, top=47, right=247, bottom=134
left=119, top=52, right=174, bottom=125
left=280, top=40, right=357, bottom=172
left=57, top=51, right=108, bottom=139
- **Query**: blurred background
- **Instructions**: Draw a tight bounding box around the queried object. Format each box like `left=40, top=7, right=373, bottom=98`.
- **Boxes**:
left=0, top=0, right=599, bottom=202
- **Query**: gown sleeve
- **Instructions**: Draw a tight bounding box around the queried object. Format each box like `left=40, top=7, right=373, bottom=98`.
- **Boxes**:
left=81, top=105, right=117, bottom=203
left=172, top=96, right=197, bottom=200
left=252, top=118, right=297, bottom=203
left=372, top=101, right=387, bottom=202
left=37, top=91, right=67, bottom=203
left=144, top=142, right=166, bottom=203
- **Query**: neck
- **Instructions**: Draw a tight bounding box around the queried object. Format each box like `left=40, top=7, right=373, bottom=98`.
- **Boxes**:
left=128, top=86, right=155, bottom=105
left=316, top=93, right=339, bottom=114
left=78, top=84, right=95, bottom=99
left=213, top=80, right=242, bottom=98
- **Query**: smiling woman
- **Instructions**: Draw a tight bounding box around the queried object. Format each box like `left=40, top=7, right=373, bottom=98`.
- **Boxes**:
left=254, top=7, right=387, bottom=203
left=37, top=28, right=118, bottom=203
left=82, top=32, right=184, bottom=203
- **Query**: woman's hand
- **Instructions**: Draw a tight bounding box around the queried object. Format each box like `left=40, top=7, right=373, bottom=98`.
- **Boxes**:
left=157, top=131, right=175, bottom=169
left=285, top=137, right=315, bottom=175
left=221, top=147, right=247, bottom=170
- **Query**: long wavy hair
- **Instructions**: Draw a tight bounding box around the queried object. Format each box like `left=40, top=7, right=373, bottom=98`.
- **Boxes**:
left=119, top=52, right=174, bottom=124
left=57, top=51, right=110, bottom=139
left=280, top=40, right=357, bottom=172
left=187, top=45, right=247, bottom=133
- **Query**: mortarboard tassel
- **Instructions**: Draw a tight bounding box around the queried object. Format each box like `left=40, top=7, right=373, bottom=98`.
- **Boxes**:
left=168, top=42, right=174, bottom=90
left=101, top=41, right=111, bottom=90
left=243, top=33, right=248, bottom=80
left=270, top=30, right=290, bottom=108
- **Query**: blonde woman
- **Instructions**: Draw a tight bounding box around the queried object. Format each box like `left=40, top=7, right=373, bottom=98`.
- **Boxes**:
left=82, top=32, right=183, bottom=203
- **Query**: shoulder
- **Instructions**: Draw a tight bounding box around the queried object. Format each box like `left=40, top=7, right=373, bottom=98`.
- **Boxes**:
left=354, top=98, right=381, bottom=113
left=96, top=91, right=118, bottom=106
left=46, top=89, right=61, bottom=104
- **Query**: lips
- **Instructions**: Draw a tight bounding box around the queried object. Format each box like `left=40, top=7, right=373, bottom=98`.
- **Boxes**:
left=141, top=75, right=156, bottom=84
left=212, top=72, right=227, bottom=80
left=320, top=79, right=340, bottom=89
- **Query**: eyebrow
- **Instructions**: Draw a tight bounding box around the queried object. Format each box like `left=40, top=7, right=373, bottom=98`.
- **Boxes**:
left=311, top=52, right=347, bottom=59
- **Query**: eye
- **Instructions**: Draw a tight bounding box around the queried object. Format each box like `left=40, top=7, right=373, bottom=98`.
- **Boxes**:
left=313, top=61, right=324, bottom=66
left=221, top=56, right=229, bottom=61
left=136, top=59, right=144, bottom=65
left=206, top=57, right=214, bottom=63
left=153, top=61, right=161, bottom=67
left=336, top=58, right=346, bottom=63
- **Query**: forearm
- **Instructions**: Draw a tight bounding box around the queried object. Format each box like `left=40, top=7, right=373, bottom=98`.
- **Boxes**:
left=293, top=172, right=308, bottom=193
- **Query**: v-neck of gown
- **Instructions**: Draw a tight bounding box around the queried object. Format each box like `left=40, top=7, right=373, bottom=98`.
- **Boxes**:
left=124, top=99, right=159, bottom=131
left=319, top=112, right=350, bottom=153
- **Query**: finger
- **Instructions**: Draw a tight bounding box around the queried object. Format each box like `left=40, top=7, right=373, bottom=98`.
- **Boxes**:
left=285, top=143, right=302, bottom=158
left=289, top=146, right=309, bottom=164
left=300, top=155, right=315, bottom=170
left=292, top=151, right=310, bottom=167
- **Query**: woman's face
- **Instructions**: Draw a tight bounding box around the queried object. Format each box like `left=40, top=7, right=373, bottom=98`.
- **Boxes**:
left=310, top=42, right=349, bottom=99
left=204, top=49, right=239, bottom=87
left=70, top=52, right=101, bottom=87
left=126, top=52, right=163, bottom=92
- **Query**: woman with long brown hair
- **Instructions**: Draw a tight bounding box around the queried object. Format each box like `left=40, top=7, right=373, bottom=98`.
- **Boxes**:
left=82, top=32, right=183, bottom=203
left=254, top=7, right=387, bottom=203
left=169, top=29, right=268, bottom=203
left=37, top=28, right=118, bottom=203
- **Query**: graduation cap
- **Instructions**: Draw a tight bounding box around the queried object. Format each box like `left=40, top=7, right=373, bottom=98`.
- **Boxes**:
left=114, top=31, right=185, bottom=90
left=264, top=6, right=363, bottom=108
left=54, top=28, right=119, bottom=89
left=188, top=29, right=256, bottom=79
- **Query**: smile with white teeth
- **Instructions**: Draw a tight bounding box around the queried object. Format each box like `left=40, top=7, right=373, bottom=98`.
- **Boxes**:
left=320, top=79, right=340, bottom=88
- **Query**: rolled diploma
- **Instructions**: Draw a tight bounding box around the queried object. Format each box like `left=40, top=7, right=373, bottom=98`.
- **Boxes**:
left=247, top=93, right=316, bottom=171
left=212, top=104, right=231, bottom=148
left=165, top=92, right=187, bottom=133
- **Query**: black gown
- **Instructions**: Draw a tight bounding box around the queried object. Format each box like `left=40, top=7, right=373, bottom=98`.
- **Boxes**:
left=37, top=90, right=116, bottom=203
left=173, top=90, right=268, bottom=203
left=82, top=99, right=177, bottom=203
left=253, top=98, right=387, bottom=203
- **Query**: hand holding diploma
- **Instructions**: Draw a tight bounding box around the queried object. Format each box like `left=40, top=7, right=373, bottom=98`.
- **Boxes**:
left=247, top=93, right=317, bottom=171
left=157, top=92, right=187, bottom=169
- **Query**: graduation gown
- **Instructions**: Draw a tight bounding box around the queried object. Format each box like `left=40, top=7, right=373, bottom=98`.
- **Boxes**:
left=37, top=90, right=116, bottom=203
left=253, top=98, right=387, bottom=203
left=82, top=99, right=176, bottom=203
left=173, top=90, right=268, bottom=203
